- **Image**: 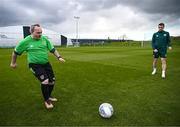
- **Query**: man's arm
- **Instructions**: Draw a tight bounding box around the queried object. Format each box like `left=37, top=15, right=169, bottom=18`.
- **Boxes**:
left=152, top=34, right=158, bottom=52
left=10, top=38, right=27, bottom=69
left=10, top=51, right=18, bottom=69
left=167, top=32, right=172, bottom=50
left=51, top=49, right=65, bottom=63
left=45, top=37, right=65, bottom=63
left=152, top=33, right=156, bottom=49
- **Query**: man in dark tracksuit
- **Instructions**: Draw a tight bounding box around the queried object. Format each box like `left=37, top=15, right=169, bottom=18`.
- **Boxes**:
left=151, top=23, right=172, bottom=78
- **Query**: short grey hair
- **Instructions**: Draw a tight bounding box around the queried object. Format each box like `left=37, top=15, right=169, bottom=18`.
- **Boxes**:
left=30, top=24, right=41, bottom=33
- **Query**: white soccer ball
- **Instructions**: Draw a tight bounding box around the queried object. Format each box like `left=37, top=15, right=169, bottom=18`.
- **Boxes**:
left=99, top=103, right=114, bottom=118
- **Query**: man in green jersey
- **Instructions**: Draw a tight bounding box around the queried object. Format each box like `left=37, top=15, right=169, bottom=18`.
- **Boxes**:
left=152, top=23, right=172, bottom=78
left=10, top=24, right=65, bottom=109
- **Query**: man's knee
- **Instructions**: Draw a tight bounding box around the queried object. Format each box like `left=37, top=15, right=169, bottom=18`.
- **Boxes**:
left=161, top=58, right=166, bottom=62
left=41, top=79, right=49, bottom=85
left=49, top=81, right=55, bottom=85
left=49, top=77, right=55, bottom=85
left=154, top=58, right=158, bottom=62
left=161, top=59, right=166, bottom=65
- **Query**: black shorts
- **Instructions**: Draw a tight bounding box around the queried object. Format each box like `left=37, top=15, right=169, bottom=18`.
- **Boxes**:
left=153, top=48, right=167, bottom=58
left=29, top=62, right=55, bottom=82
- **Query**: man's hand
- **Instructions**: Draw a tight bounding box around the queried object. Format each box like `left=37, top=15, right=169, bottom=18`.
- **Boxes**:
left=168, top=46, right=172, bottom=50
left=154, top=49, right=158, bottom=53
left=58, top=58, right=65, bottom=63
left=10, top=63, right=17, bottom=69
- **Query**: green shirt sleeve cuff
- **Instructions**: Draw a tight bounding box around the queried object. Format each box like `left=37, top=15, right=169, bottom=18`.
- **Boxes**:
left=14, top=50, right=21, bottom=55
left=50, top=48, right=55, bottom=53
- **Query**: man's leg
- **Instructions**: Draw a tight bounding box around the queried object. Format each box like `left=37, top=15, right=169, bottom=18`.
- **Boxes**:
left=161, top=58, right=167, bottom=78
left=44, top=62, right=57, bottom=102
left=48, top=81, right=57, bottom=102
left=152, top=58, right=158, bottom=75
left=160, top=48, right=167, bottom=79
left=48, top=81, right=54, bottom=97
left=41, top=79, right=50, bottom=101
left=152, top=50, right=159, bottom=75
left=41, top=78, right=54, bottom=109
left=29, top=64, right=54, bottom=109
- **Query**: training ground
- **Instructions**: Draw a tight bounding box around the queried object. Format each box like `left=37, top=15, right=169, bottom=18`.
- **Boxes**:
left=0, top=42, right=180, bottom=126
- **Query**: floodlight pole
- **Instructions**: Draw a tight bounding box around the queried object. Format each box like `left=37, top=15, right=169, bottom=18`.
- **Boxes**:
left=74, top=16, right=80, bottom=46
left=141, top=33, right=145, bottom=47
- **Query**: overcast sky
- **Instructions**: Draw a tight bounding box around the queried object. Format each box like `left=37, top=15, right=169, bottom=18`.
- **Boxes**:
left=1, top=0, right=180, bottom=40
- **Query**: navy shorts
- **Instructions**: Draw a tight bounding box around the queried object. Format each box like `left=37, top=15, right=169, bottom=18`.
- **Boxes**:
left=153, top=48, right=167, bottom=58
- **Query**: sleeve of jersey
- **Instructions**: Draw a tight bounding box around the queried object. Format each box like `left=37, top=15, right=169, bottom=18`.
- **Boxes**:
left=46, top=38, right=55, bottom=53
left=167, top=32, right=171, bottom=47
left=14, top=40, right=27, bottom=55
left=152, top=34, right=156, bottom=49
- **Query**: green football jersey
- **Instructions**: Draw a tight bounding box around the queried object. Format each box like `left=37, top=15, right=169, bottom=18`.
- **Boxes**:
left=152, top=30, right=171, bottom=49
left=15, top=35, right=54, bottom=64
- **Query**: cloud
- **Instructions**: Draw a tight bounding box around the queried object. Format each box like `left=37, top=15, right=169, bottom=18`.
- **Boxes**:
left=0, top=0, right=77, bottom=26
left=0, top=0, right=179, bottom=40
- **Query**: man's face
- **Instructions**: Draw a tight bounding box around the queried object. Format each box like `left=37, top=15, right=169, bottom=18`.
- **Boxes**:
left=158, top=25, right=164, bottom=31
left=32, top=26, right=42, bottom=39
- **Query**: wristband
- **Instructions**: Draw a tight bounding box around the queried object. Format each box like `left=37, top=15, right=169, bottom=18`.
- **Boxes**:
left=57, top=56, right=62, bottom=59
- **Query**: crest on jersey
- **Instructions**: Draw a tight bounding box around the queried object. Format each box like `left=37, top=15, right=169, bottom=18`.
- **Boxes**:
left=164, top=34, right=167, bottom=36
left=156, top=35, right=159, bottom=37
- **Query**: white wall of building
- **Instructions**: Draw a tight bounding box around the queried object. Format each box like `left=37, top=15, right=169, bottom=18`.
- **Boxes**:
left=0, top=26, right=61, bottom=47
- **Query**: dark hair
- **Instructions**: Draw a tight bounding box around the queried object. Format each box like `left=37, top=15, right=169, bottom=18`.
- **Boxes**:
left=158, top=23, right=165, bottom=27
left=30, top=24, right=41, bottom=33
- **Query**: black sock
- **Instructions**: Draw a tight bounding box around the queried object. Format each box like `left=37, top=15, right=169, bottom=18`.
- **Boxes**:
left=48, top=85, right=54, bottom=97
left=41, top=84, right=49, bottom=101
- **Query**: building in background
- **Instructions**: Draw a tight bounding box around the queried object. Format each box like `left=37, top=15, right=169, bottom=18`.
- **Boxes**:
left=0, top=25, right=73, bottom=48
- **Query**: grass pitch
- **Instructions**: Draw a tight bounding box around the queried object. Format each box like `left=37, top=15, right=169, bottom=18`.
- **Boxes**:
left=0, top=44, right=180, bottom=126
